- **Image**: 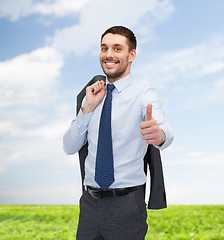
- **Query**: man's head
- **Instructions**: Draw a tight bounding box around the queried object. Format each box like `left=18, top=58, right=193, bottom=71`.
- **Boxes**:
left=100, top=26, right=137, bottom=83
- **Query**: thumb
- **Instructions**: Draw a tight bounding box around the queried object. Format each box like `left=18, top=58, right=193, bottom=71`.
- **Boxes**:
left=146, top=104, right=153, bottom=121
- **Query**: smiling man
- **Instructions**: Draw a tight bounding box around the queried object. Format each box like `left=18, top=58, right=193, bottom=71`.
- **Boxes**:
left=63, top=26, right=173, bottom=240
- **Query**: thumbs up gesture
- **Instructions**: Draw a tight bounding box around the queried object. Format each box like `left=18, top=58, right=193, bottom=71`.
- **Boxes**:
left=140, top=104, right=165, bottom=146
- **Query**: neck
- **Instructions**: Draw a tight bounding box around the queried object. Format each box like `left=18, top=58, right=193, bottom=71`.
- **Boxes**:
left=107, top=71, right=131, bottom=83
left=107, top=72, right=131, bottom=84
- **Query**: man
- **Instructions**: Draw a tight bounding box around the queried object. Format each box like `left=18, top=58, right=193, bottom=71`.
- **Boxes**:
left=63, top=26, right=173, bottom=240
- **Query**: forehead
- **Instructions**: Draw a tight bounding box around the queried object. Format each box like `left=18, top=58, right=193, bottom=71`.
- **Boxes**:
left=101, top=33, right=128, bottom=46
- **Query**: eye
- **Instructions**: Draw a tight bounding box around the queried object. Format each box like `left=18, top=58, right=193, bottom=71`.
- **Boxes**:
left=115, top=48, right=121, bottom=52
left=101, top=47, right=108, bottom=52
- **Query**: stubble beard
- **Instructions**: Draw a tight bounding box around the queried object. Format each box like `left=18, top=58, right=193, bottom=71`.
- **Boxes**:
left=102, top=67, right=127, bottom=80
left=101, top=57, right=130, bottom=81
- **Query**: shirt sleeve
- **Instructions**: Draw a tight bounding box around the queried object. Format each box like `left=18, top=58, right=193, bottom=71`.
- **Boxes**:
left=63, top=109, right=93, bottom=155
left=142, top=88, right=174, bottom=151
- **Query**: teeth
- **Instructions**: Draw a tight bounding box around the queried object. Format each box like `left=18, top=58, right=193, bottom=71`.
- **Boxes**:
left=105, top=62, right=116, bottom=65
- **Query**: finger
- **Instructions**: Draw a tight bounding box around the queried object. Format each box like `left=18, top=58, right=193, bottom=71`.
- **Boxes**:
left=93, top=81, right=102, bottom=94
left=100, top=81, right=106, bottom=92
left=140, top=128, right=152, bottom=135
left=98, top=81, right=106, bottom=90
left=140, top=119, right=151, bottom=129
left=99, top=80, right=106, bottom=87
left=92, top=83, right=98, bottom=94
left=142, top=134, right=152, bottom=140
left=142, top=132, right=160, bottom=140
left=146, top=138, right=161, bottom=145
left=146, top=104, right=153, bottom=121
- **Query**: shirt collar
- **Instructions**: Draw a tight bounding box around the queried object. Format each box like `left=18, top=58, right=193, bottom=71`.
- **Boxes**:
left=106, top=74, right=134, bottom=93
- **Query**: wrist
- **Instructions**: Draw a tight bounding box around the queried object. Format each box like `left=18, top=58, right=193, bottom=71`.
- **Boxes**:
left=82, top=103, right=95, bottom=115
left=159, top=129, right=166, bottom=146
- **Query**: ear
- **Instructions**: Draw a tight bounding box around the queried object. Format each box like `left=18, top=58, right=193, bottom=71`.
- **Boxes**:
left=129, top=49, right=136, bottom=63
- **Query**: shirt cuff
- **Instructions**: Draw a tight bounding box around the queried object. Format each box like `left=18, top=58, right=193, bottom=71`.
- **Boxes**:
left=153, top=125, right=174, bottom=151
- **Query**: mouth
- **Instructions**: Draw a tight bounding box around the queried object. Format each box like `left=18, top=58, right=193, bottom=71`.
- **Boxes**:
left=103, top=60, right=119, bottom=68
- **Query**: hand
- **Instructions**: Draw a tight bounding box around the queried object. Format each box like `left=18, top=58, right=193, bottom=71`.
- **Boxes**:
left=82, top=80, right=106, bottom=114
left=140, top=104, right=165, bottom=146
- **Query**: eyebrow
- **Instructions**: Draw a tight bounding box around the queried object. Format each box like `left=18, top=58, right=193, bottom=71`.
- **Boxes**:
left=101, top=43, right=122, bottom=47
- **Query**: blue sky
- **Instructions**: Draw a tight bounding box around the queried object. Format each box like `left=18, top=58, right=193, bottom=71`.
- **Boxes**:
left=0, top=0, right=224, bottom=205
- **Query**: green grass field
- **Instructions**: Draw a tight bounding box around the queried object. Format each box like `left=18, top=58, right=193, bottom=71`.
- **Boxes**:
left=0, top=205, right=223, bottom=239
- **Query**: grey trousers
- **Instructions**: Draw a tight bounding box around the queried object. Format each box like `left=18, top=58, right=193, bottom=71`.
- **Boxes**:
left=76, top=187, right=148, bottom=240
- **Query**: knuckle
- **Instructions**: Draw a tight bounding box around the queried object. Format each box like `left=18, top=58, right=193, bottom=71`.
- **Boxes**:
left=151, top=120, right=157, bottom=126
left=153, top=125, right=159, bottom=132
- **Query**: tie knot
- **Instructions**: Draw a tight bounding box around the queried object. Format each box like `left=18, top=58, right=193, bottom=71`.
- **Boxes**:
left=107, top=84, right=115, bottom=92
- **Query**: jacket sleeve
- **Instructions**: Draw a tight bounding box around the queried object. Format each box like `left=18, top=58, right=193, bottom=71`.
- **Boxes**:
left=144, top=145, right=167, bottom=209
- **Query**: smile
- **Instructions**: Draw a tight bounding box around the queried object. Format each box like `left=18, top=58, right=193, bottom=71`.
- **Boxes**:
left=103, top=60, right=119, bottom=68
left=105, top=62, right=116, bottom=66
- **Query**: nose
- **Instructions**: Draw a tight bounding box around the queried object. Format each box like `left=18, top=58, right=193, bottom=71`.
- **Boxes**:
left=105, top=48, right=114, bottom=58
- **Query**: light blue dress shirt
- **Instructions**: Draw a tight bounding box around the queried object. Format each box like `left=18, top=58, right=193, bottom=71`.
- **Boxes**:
left=63, top=74, right=173, bottom=189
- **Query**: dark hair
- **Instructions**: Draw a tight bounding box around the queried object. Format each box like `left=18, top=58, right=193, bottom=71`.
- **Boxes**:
left=101, top=26, right=137, bottom=51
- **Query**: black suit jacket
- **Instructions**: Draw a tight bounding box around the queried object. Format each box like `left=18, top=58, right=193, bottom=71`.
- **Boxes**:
left=76, top=75, right=167, bottom=209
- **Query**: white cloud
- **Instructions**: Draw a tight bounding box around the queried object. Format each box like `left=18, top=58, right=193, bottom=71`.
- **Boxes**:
left=0, top=0, right=32, bottom=21
left=50, top=0, right=174, bottom=55
left=135, top=35, right=224, bottom=90
left=0, top=183, right=82, bottom=204
left=163, top=146, right=224, bottom=204
left=164, top=147, right=224, bottom=166
left=0, top=120, right=79, bottom=171
left=167, top=184, right=224, bottom=205
left=33, top=0, right=92, bottom=17
left=0, top=0, right=175, bottom=55
left=133, top=35, right=224, bottom=111
left=0, top=117, right=67, bottom=140
left=0, top=45, right=70, bottom=175
left=0, top=47, right=63, bottom=107
left=147, top=146, right=224, bottom=204
left=0, top=0, right=92, bottom=21
left=208, top=78, right=224, bottom=101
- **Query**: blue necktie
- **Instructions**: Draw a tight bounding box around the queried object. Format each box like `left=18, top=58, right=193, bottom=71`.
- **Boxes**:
left=95, top=84, right=115, bottom=190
